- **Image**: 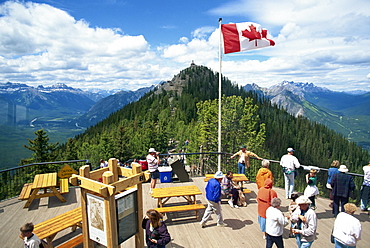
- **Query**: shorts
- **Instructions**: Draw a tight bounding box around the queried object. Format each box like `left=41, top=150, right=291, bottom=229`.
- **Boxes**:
left=150, top=170, right=160, bottom=179
left=258, top=215, right=266, bottom=232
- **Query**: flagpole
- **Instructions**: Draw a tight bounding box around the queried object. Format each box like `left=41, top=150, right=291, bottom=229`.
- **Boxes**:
left=218, top=18, right=222, bottom=172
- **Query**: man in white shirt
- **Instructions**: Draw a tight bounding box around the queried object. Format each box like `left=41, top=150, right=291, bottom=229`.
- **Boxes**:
left=147, top=148, right=160, bottom=194
left=280, top=148, right=301, bottom=199
left=266, top=197, right=288, bottom=248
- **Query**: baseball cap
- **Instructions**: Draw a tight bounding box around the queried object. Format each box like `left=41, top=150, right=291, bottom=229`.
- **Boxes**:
left=287, top=148, right=295, bottom=152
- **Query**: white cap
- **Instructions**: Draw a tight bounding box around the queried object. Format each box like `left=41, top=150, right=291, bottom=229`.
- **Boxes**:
left=214, top=171, right=224, bottom=178
left=148, top=148, right=157, bottom=153
left=287, top=147, right=295, bottom=152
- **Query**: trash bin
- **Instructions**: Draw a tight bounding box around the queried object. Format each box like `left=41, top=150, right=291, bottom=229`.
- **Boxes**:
left=158, top=166, right=172, bottom=183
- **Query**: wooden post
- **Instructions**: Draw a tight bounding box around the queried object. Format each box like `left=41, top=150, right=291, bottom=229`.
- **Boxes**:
left=132, top=163, right=144, bottom=248
left=80, top=165, right=94, bottom=248
left=108, top=158, right=119, bottom=182
left=103, top=171, right=119, bottom=248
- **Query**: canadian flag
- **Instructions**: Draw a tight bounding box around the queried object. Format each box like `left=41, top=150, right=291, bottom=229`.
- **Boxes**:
left=221, top=22, right=275, bottom=54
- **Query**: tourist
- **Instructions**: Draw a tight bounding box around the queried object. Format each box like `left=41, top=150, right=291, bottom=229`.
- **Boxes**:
left=147, top=148, right=160, bottom=194
left=304, top=169, right=319, bottom=210
left=256, top=159, right=273, bottom=189
left=360, top=161, right=370, bottom=211
left=291, top=195, right=317, bottom=248
left=257, top=178, right=277, bottom=239
left=331, top=165, right=356, bottom=216
left=332, top=203, right=362, bottom=247
left=230, top=145, right=262, bottom=175
left=221, top=171, right=241, bottom=208
left=327, top=160, right=340, bottom=208
left=266, top=197, right=288, bottom=248
left=280, top=147, right=301, bottom=199
left=99, top=159, right=108, bottom=168
left=20, top=222, right=42, bottom=248
left=200, top=171, right=227, bottom=228
left=142, top=209, right=171, bottom=248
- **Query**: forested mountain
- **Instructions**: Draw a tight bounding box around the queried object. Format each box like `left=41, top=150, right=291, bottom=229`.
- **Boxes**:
left=56, top=64, right=369, bottom=197
left=244, top=81, right=370, bottom=150
left=77, top=86, right=153, bottom=127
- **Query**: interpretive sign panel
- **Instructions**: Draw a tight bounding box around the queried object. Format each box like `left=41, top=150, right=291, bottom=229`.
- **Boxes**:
left=86, top=193, right=107, bottom=246
left=115, top=188, right=138, bottom=244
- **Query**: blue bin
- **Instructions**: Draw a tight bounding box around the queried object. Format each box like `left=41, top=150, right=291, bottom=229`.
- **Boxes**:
left=158, top=167, right=172, bottom=183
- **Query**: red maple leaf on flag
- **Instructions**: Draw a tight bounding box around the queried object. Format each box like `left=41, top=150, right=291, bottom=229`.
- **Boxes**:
left=241, top=24, right=262, bottom=41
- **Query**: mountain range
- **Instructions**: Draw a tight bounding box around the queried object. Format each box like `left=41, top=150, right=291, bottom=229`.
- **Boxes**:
left=0, top=73, right=369, bottom=168
left=243, top=81, right=370, bottom=150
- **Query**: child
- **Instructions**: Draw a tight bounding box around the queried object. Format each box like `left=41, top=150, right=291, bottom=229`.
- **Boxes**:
left=20, top=222, right=41, bottom=248
left=304, top=169, right=319, bottom=210
left=288, top=193, right=300, bottom=238
left=142, top=209, right=171, bottom=248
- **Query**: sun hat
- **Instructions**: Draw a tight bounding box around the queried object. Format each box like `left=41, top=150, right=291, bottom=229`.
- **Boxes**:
left=214, top=171, right=224, bottom=178
left=338, top=165, right=349, bottom=172
left=296, top=195, right=312, bottom=205
left=148, top=148, right=157, bottom=153
left=287, top=147, right=295, bottom=152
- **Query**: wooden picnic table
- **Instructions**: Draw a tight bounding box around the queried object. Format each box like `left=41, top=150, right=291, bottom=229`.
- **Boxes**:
left=23, top=172, right=67, bottom=208
left=204, top=173, right=248, bottom=183
left=33, top=207, right=82, bottom=248
left=151, top=185, right=202, bottom=208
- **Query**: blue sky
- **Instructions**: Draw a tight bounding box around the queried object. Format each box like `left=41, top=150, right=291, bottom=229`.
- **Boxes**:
left=1, top=0, right=370, bottom=92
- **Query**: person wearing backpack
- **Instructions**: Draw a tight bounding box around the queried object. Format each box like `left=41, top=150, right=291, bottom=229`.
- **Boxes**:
left=142, top=209, right=171, bottom=248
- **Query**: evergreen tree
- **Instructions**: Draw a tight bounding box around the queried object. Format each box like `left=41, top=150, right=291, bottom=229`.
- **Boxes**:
left=21, top=129, right=59, bottom=164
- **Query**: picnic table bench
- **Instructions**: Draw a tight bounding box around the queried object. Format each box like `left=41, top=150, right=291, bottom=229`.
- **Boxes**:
left=18, top=173, right=68, bottom=208
left=155, top=204, right=205, bottom=220
left=151, top=185, right=205, bottom=219
left=33, top=207, right=82, bottom=248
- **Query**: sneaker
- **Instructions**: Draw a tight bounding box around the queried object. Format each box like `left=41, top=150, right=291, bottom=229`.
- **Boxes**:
left=234, top=205, right=239, bottom=208
left=289, top=233, right=295, bottom=238
left=243, top=202, right=247, bottom=207
left=149, top=189, right=152, bottom=194
left=217, top=223, right=227, bottom=227
left=200, top=222, right=206, bottom=228
left=228, top=199, right=234, bottom=208
left=263, top=234, right=266, bottom=239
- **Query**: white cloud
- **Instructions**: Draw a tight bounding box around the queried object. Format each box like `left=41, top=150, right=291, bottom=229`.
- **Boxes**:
left=0, top=0, right=370, bottom=92
left=0, top=1, right=168, bottom=90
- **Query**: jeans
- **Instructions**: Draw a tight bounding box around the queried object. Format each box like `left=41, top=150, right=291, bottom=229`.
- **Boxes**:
left=284, top=172, right=295, bottom=198
left=266, top=233, right=284, bottom=248
left=360, top=185, right=370, bottom=210
left=295, top=235, right=313, bottom=248
left=335, top=238, right=356, bottom=248
left=200, top=200, right=224, bottom=225
left=238, top=162, right=245, bottom=174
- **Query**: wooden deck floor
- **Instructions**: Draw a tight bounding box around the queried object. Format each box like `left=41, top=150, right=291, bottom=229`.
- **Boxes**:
left=1, top=177, right=369, bottom=248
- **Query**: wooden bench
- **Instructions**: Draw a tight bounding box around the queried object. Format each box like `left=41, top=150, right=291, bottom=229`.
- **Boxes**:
left=155, top=204, right=206, bottom=220
left=242, top=188, right=251, bottom=194
left=18, top=183, right=33, bottom=200
left=33, top=207, right=82, bottom=247
left=59, top=178, right=69, bottom=194
left=56, top=234, right=83, bottom=248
